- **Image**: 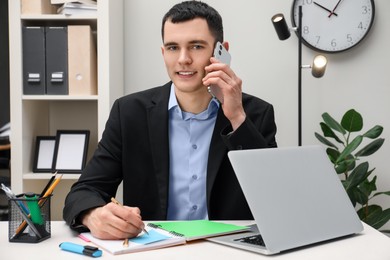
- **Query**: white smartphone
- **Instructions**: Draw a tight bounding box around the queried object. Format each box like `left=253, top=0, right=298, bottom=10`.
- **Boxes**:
left=208, top=41, right=231, bottom=103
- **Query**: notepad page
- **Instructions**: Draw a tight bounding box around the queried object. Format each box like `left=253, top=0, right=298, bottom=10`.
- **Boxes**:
left=80, top=227, right=186, bottom=255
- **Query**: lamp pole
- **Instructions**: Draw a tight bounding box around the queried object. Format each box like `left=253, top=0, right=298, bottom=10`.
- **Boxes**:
left=298, top=5, right=303, bottom=146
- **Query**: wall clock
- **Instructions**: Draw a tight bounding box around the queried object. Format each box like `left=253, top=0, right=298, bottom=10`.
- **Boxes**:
left=291, top=0, right=375, bottom=53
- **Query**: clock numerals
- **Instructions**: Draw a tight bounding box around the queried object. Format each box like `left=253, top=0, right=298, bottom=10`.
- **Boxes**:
left=291, top=0, right=375, bottom=53
left=347, top=34, right=353, bottom=43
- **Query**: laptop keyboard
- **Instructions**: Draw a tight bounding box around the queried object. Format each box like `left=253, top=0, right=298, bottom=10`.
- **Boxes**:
left=234, top=234, right=265, bottom=247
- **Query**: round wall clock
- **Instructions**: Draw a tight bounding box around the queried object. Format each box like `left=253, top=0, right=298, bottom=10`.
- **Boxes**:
left=291, top=0, right=375, bottom=53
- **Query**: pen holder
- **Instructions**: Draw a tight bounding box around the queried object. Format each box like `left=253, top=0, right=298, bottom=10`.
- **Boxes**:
left=8, top=193, right=52, bottom=243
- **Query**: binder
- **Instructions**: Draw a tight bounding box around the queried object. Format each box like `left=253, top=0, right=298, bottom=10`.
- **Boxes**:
left=22, top=26, right=46, bottom=95
left=45, top=26, right=68, bottom=95
left=68, top=25, right=97, bottom=95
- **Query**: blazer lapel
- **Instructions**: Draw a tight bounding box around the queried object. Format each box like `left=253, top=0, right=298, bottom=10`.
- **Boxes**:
left=147, top=83, right=171, bottom=218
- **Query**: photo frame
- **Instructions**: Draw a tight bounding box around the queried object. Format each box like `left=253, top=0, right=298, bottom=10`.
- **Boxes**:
left=33, top=136, right=56, bottom=173
left=52, top=130, right=90, bottom=173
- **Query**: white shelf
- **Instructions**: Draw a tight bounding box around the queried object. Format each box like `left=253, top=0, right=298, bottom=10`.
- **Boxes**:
left=21, top=14, right=98, bottom=20
left=22, top=95, right=98, bottom=101
left=9, top=0, right=124, bottom=220
left=23, top=173, right=80, bottom=180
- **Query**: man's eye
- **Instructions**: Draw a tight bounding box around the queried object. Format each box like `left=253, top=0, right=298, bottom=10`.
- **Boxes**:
left=167, top=46, right=178, bottom=51
left=192, top=45, right=203, bottom=50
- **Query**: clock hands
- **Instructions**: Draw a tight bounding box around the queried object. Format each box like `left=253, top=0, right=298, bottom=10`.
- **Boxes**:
left=313, top=2, right=338, bottom=17
left=328, top=0, right=343, bottom=18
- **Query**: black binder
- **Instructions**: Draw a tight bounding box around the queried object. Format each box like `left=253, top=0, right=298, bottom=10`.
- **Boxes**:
left=45, top=26, right=68, bottom=95
left=22, top=26, right=46, bottom=95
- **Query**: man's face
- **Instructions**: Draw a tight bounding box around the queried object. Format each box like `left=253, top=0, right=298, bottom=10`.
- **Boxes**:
left=162, top=18, right=215, bottom=95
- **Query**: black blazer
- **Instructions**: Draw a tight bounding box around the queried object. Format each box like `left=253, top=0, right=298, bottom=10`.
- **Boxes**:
left=63, top=82, right=277, bottom=230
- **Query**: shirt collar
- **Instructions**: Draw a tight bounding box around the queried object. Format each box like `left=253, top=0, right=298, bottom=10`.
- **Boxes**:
left=168, top=84, right=220, bottom=120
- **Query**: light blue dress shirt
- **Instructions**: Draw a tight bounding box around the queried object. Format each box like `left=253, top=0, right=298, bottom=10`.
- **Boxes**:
left=167, top=84, right=220, bottom=220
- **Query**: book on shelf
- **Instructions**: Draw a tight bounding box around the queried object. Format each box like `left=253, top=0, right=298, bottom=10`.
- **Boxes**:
left=81, top=220, right=249, bottom=255
left=57, top=1, right=97, bottom=15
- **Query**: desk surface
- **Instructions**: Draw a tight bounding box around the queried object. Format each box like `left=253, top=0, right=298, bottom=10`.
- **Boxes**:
left=1, top=221, right=389, bottom=260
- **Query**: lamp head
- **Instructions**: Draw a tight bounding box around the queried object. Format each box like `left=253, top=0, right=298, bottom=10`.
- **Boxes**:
left=311, top=55, right=328, bottom=78
left=271, top=13, right=291, bottom=41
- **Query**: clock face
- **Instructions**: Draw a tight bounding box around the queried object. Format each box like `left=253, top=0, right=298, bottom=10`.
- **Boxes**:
left=291, top=0, right=375, bottom=53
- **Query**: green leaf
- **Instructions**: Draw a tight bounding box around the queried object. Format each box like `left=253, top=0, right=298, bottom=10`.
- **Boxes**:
left=372, top=191, right=390, bottom=198
left=322, top=112, right=346, bottom=135
left=358, top=175, right=377, bottom=197
left=345, top=162, right=369, bottom=190
left=357, top=204, right=381, bottom=220
left=319, top=122, right=344, bottom=144
left=355, top=138, right=385, bottom=157
left=336, top=136, right=363, bottom=163
left=341, top=109, right=363, bottom=132
left=314, top=132, right=338, bottom=149
left=347, top=187, right=368, bottom=206
left=326, top=148, right=340, bottom=164
left=363, top=125, right=383, bottom=139
left=364, top=207, right=390, bottom=229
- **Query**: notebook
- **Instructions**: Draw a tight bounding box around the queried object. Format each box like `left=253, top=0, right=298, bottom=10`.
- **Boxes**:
left=148, top=220, right=249, bottom=241
left=207, top=145, right=363, bottom=255
left=81, top=226, right=186, bottom=255
left=81, top=220, right=248, bottom=254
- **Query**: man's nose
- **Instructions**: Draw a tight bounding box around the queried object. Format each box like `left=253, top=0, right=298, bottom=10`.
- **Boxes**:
left=178, top=49, right=192, bottom=64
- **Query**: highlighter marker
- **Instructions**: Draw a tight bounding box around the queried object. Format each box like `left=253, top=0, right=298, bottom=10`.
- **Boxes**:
left=59, top=242, right=102, bottom=258
left=24, top=192, right=44, bottom=225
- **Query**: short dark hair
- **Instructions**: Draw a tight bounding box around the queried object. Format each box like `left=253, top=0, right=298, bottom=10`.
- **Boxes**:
left=161, top=1, right=224, bottom=43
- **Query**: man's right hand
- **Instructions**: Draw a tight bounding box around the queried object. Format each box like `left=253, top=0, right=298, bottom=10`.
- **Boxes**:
left=81, top=202, right=145, bottom=240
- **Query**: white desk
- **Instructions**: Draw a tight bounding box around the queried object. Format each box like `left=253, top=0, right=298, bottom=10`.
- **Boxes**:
left=1, top=221, right=390, bottom=260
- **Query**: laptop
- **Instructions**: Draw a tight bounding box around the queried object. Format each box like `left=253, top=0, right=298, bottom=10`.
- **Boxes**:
left=207, top=145, right=363, bottom=255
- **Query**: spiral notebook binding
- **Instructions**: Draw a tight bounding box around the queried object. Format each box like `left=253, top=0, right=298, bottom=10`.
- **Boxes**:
left=146, top=223, right=185, bottom=237
left=147, top=223, right=161, bottom=229
left=169, top=231, right=185, bottom=237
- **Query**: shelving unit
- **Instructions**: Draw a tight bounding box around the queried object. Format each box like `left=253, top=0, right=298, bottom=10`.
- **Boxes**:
left=9, top=0, right=124, bottom=220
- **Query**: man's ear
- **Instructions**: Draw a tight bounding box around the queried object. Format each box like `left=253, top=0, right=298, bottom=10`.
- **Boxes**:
left=222, top=41, right=229, bottom=51
left=161, top=46, right=165, bottom=55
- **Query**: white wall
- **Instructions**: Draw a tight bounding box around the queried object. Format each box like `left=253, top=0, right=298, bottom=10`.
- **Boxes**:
left=124, top=0, right=390, bottom=229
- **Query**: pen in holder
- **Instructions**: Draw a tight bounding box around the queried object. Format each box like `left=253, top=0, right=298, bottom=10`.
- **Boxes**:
left=8, top=193, right=52, bottom=243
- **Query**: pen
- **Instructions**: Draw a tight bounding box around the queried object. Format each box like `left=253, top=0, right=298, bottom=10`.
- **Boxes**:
left=12, top=174, right=63, bottom=237
left=39, top=171, right=57, bottom=198
left=59, top=242, right=102, bottom=258
left=110, top=197, right=149, bottom=247
left=0, top=184, right=43, bottom=238
left=0, top=183, right=29, bottom=214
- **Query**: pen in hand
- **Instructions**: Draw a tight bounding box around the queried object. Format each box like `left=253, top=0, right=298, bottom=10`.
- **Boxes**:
left=110, top=197, right=149, bottom=246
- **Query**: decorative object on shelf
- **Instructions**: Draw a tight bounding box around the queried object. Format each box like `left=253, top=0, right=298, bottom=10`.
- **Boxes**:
left=52, top=130, right=90, bottom=173
left=33, top=136, right=56, bottom=173
left=271, top=5, right=328, bottom=146
left=315, top=109, right=390, bottom=230
left=291, top=0, right=375, bottom=53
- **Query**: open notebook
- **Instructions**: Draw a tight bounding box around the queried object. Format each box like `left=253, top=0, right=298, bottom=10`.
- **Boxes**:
left=81, top=220, right=248, bottom=255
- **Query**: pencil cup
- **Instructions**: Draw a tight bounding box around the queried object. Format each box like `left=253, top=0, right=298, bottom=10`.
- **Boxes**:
left=8, top=193, right=52, bottom=243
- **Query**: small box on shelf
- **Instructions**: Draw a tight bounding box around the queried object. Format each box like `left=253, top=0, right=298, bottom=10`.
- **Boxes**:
left=21, top=0, right=57, bottom=15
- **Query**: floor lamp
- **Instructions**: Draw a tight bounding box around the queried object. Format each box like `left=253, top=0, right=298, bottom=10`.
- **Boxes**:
left=271, top=6, right=327, bottom=146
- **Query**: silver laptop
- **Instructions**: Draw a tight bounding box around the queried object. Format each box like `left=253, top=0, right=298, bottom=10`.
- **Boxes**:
left=208, top=145, right=363, bottom=255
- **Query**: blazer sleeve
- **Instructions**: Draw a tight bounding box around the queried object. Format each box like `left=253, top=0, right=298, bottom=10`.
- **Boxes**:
left=63, top=99, right=124, bottom=230
left=221, top=95, right=277, bottom=150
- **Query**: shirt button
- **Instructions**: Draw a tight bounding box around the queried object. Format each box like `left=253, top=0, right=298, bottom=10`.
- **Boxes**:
left=192, top=175, right=198, bottom=180
left=192, top=144, right=197, bottom=149
left=192, top=205, right=198, bottom=210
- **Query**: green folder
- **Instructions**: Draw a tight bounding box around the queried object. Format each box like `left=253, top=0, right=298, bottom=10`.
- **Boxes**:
left=148, top=220, right=250, bottom=241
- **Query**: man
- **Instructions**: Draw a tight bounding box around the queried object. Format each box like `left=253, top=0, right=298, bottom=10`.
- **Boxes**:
left=63, top=1, right=277, bottom=240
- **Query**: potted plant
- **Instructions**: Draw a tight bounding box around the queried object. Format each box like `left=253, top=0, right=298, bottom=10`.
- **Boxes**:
left=315, top=109, right=390, bottom=230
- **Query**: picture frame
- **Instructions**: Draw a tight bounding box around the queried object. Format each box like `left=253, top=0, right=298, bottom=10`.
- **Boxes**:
left=52, top=130, right=90, bottom=173
left=33, top=136, right=56, bottom=173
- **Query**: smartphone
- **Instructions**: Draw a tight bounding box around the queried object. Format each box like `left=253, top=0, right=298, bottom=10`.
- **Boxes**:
left=208, top=42, right=231, bottom=103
